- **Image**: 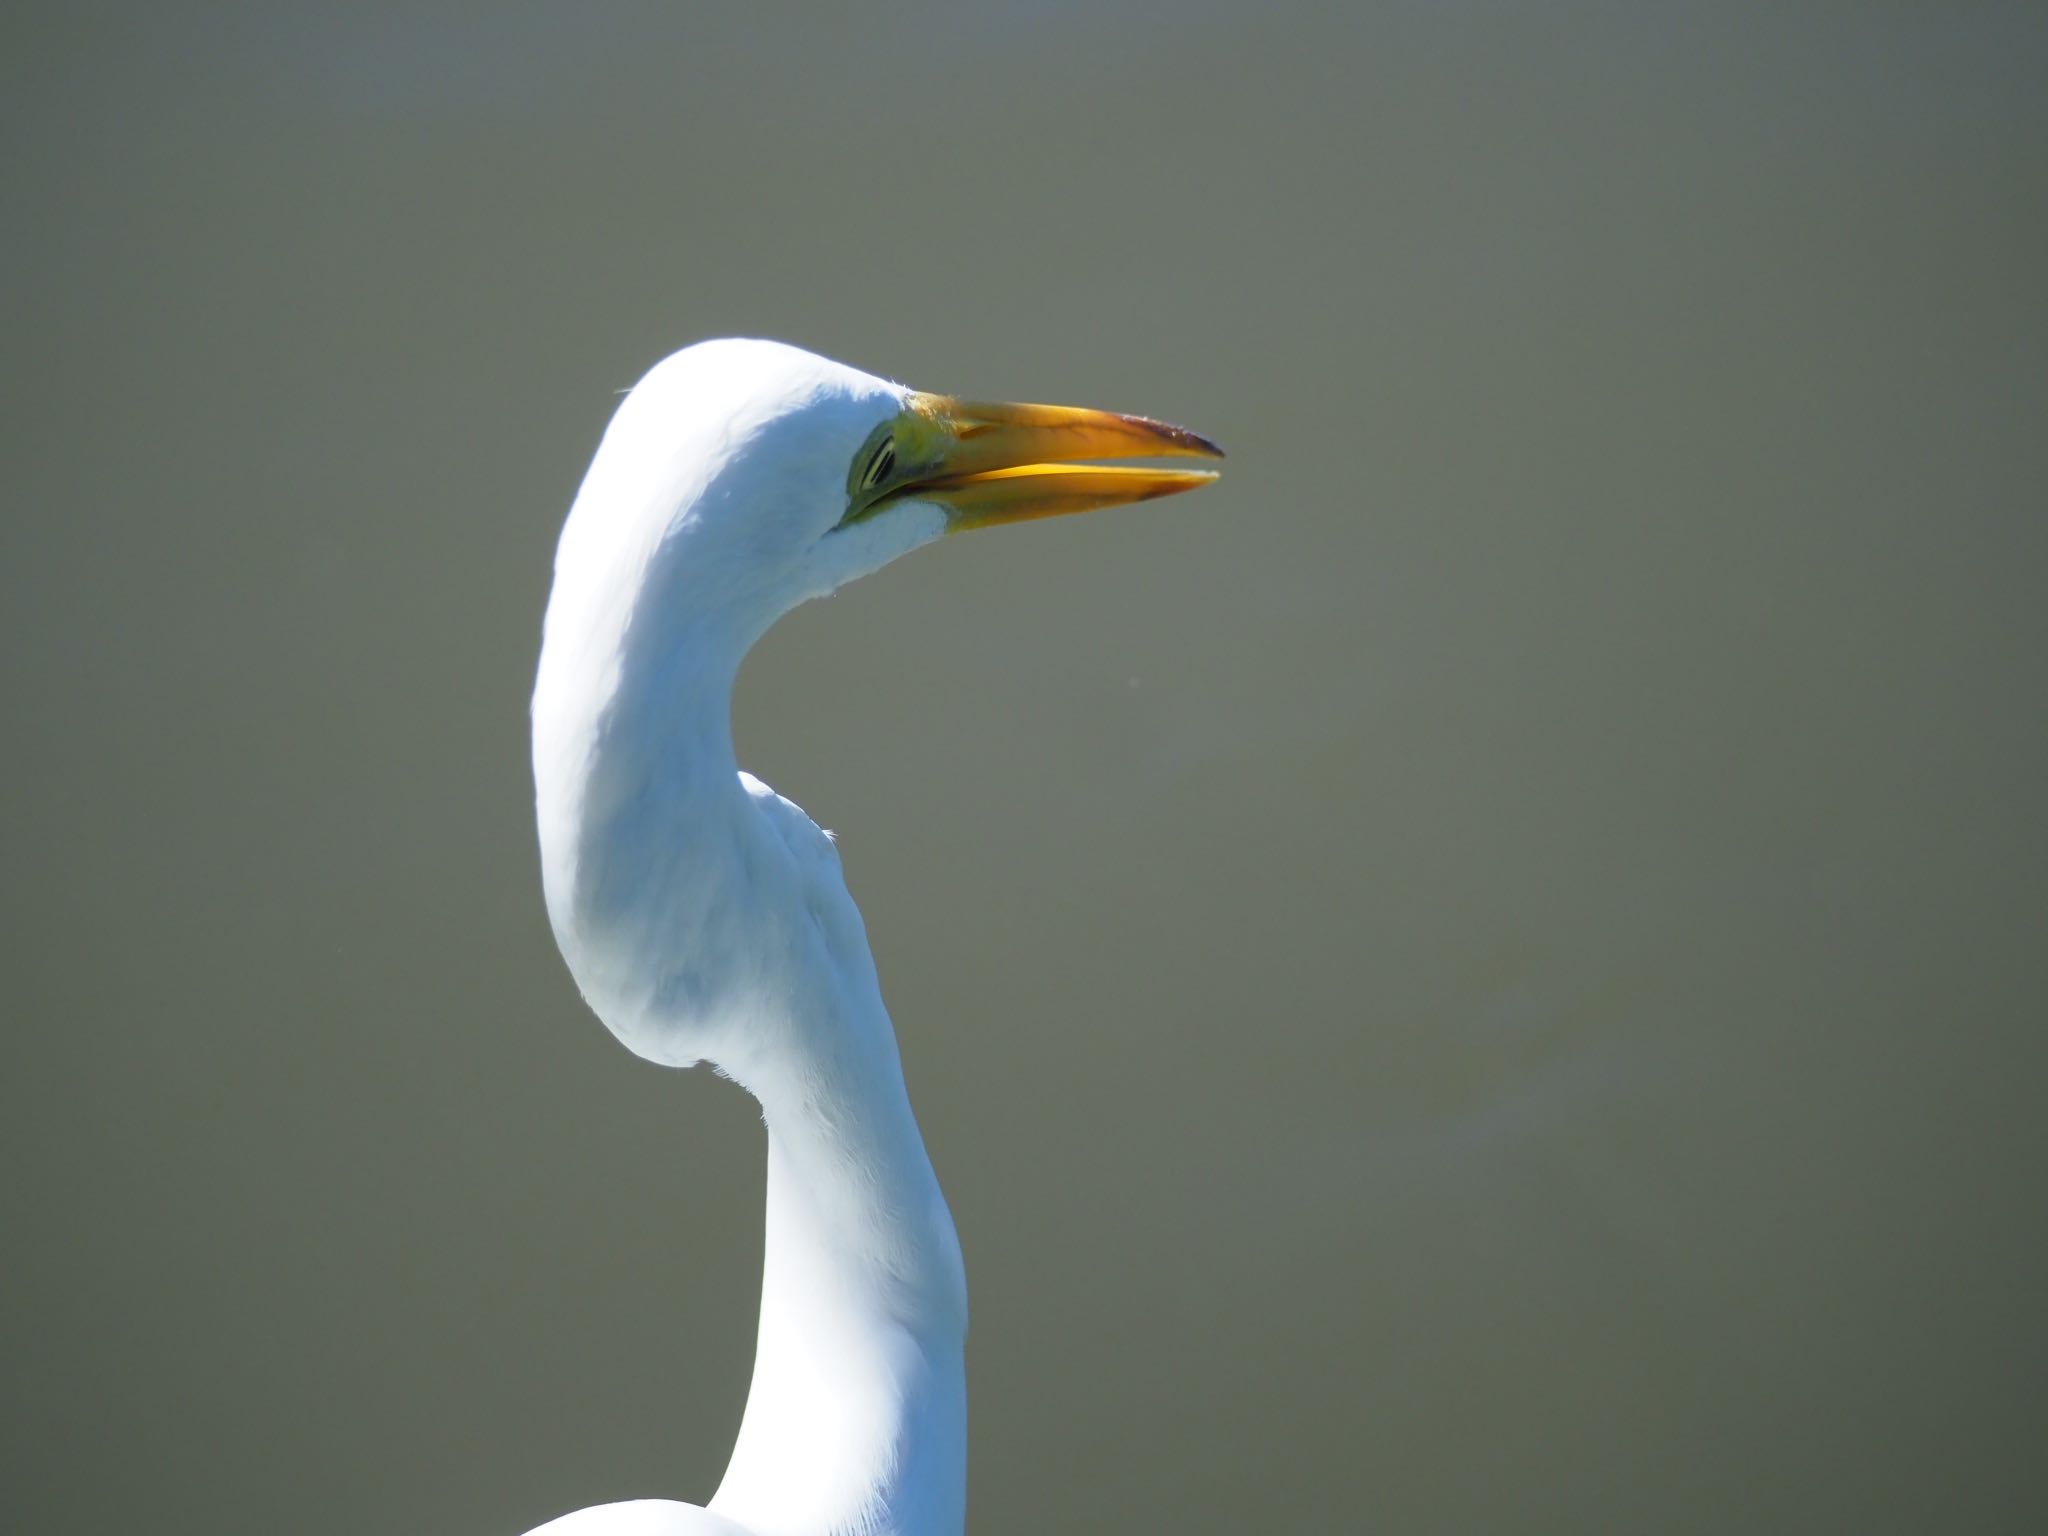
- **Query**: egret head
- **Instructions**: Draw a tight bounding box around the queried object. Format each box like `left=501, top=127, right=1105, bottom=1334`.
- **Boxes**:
left=544, top=338, right=1223, bottom=671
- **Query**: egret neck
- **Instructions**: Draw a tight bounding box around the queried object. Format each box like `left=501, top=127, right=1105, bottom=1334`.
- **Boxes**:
left=537, top=619, right=967, bottom=1536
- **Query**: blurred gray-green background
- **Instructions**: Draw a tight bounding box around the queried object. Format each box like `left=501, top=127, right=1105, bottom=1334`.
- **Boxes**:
left=5, top=3, right=2045, bottom=1532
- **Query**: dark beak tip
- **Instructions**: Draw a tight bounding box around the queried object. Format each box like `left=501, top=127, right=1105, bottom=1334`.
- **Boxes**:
left=1128, top=413, right=1225, bottom=460
left=1168, top=422, right=1226, bottom=460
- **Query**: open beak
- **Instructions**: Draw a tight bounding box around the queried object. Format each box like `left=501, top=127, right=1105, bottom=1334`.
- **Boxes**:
left=862, top=393, right=1224, bottom=532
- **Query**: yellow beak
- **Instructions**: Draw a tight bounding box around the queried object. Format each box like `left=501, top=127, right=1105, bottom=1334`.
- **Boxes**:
left=854, top=393, right=1224, bottom=532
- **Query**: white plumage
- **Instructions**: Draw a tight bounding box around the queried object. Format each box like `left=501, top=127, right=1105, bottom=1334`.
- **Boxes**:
left=525, top=340, right=1219, bottom=1536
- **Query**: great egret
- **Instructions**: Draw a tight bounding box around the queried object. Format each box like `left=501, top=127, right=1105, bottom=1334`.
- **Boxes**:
left=524, top=339, right=1222, bottom=1536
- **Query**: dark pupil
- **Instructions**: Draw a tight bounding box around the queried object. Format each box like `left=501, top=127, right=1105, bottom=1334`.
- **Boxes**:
left=866, top=441, right=896, bottom=490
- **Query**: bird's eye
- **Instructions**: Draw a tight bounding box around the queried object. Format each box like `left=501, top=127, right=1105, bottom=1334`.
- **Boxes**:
left=859, top=437, right=897, bottom=494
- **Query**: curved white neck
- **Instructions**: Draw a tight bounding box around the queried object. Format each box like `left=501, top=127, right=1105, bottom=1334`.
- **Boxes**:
left=713, top=1062, right=967, bottom=1536
left=535, top=627, right=967, bottom=1536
